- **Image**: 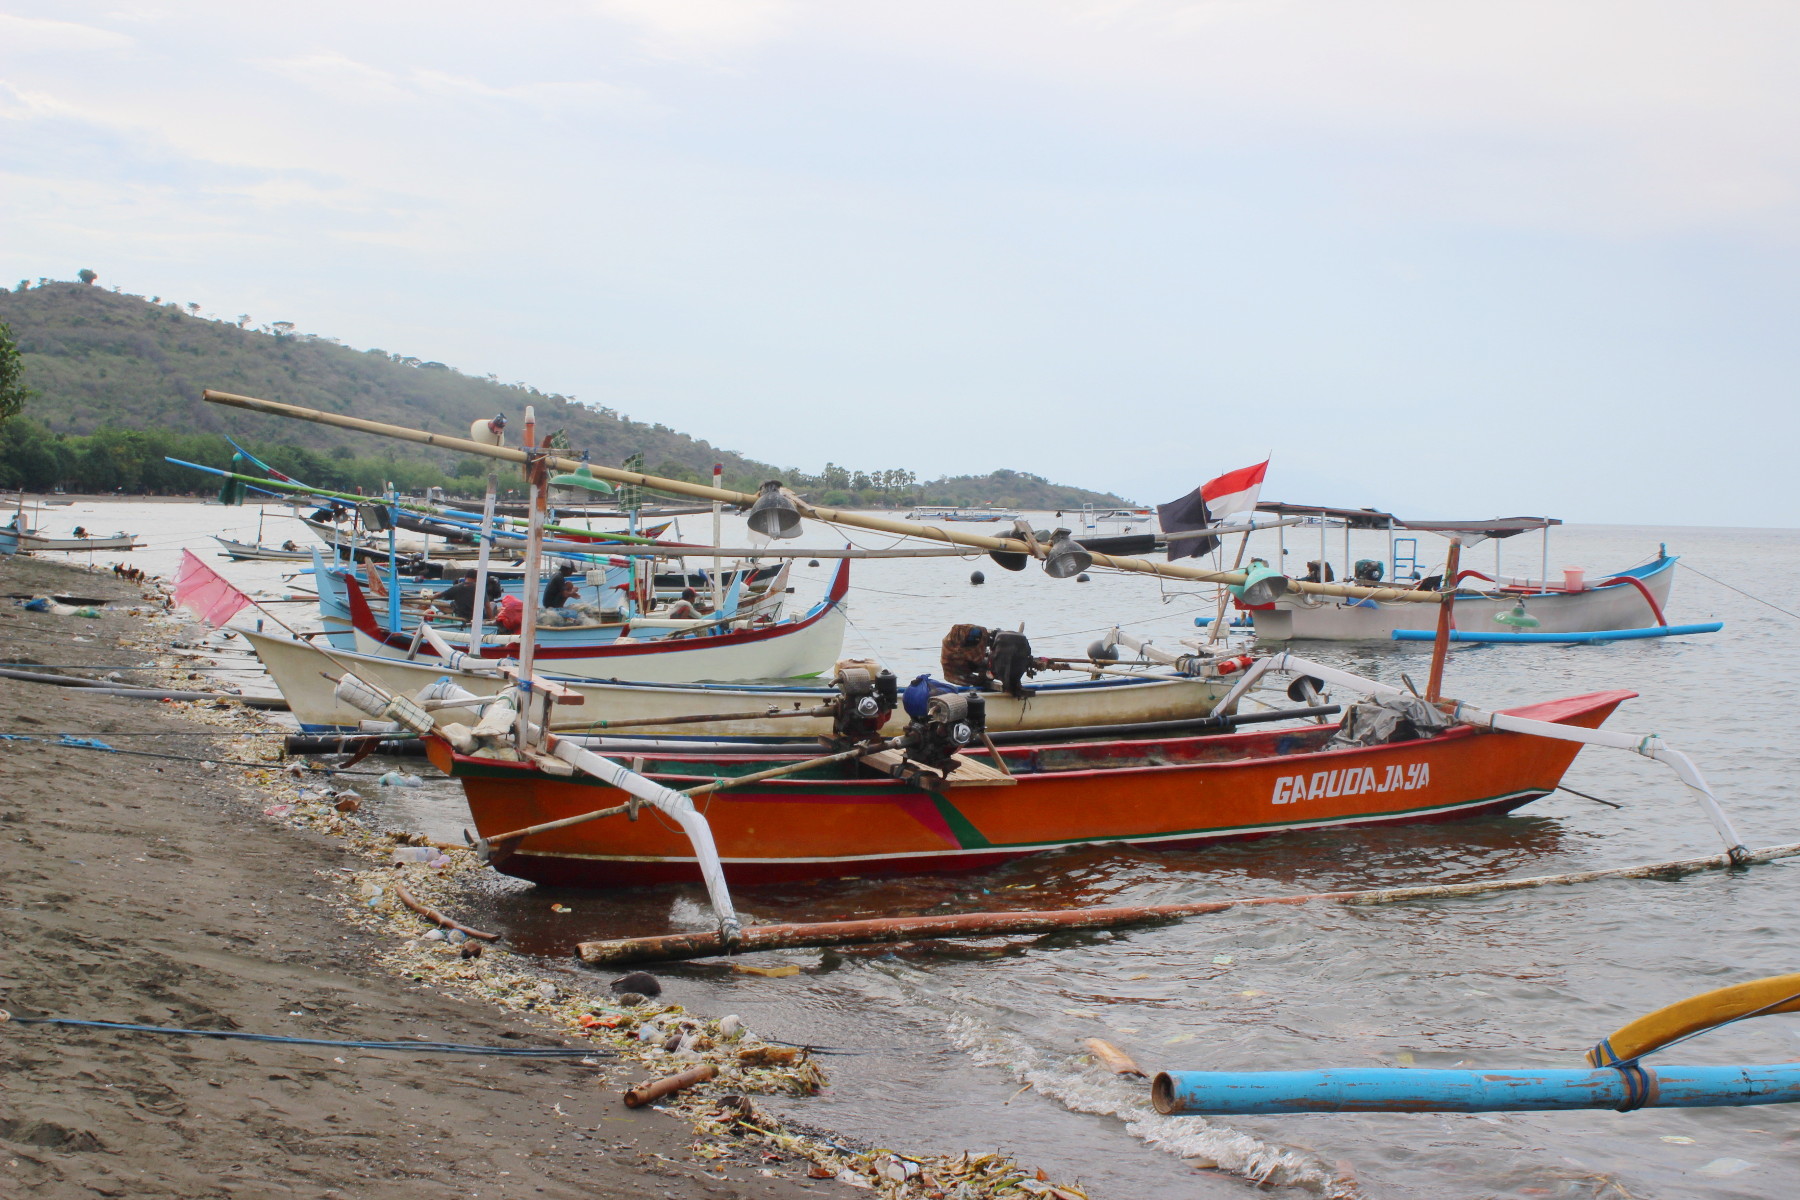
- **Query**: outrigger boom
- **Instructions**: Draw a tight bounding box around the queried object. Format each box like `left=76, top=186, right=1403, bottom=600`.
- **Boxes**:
left=199, top=390, right=1446, bottom=604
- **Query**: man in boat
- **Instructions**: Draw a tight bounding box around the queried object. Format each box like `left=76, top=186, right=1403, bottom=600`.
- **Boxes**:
left=537, top=568, right=590, bottom=627
left=435, top=571, right=502, bottom=622
left=663, top=587, right=712, bottom=621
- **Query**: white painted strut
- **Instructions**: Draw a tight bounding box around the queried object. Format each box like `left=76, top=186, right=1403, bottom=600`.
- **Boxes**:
left=546, top=737, right=742, bottom=941
left=1229, top=653, right=1751, bottom=862
left=355, top=673, right=743, bottom=941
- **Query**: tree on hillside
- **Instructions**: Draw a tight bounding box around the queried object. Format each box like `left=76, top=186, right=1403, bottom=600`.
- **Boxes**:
left=78, top=269, right=97, bottom=285
left=0, top=321, right=32, bottom=428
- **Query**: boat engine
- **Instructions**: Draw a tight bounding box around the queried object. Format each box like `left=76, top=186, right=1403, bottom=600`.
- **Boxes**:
left=830, top=663, right=897, bottom=742
left=900, top=691, right=986, bottom=773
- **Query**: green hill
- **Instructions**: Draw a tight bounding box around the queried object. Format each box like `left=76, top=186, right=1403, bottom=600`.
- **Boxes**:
left=0, top=279, right=1131, bottom=509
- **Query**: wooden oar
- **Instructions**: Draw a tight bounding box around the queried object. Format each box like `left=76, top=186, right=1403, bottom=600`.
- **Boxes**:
left=478, top=740, right=888, bottom=855
left=199, top=390, right=1449, bottom=606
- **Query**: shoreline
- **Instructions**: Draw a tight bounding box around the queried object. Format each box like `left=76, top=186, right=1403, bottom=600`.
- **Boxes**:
left=0, top=554, right=1082, bottom=1200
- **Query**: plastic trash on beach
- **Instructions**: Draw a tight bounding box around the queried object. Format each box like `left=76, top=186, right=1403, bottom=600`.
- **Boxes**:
left=391, top=846, right=434, bottom=863
left=377, top=771, right=424, bottom=788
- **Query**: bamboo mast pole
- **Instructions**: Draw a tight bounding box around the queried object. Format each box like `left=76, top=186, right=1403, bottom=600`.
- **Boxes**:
left=1425, top=538, right=1462, bottom=702
left=515, top=407, right=546, bottom=750
left=467, top=471, right=497, bottom=646
left=200, top=390, right=1445, bottom=605
left=1207, top=528, right=1253, bottom=645
left=710, top=463, right=725, bottom=614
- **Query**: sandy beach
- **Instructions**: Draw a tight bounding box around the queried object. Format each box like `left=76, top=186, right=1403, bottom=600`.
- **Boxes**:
left=0, top=555, right=851, bottom=1200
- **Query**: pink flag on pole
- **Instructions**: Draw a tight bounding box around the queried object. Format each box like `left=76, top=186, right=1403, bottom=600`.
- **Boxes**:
left=173, top=549, right=253, bottom=628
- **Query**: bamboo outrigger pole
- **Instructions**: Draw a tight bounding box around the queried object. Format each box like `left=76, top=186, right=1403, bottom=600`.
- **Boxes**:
left=200, top=390, right=1444, bottom=604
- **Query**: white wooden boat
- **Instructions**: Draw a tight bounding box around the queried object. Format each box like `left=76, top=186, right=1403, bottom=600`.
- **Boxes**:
left=0, top=525, right=140, bottom=554
left=240, top=626, right=1237, bottom=733
left=1249, top=552, right=1678, bottom=641
left=1235, top=505, right=1682, bottom=642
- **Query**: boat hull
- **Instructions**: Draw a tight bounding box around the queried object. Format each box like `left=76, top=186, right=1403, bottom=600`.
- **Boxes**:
left=1249, top=555, right=1677, bottom=641
left=430, top=690, right=1631, bottom=887
left=4, top=532, right=141, bottom=553
left=241, top=628, right=1234, bottom=734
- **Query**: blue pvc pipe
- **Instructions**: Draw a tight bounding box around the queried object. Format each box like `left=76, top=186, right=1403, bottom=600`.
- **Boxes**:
left=1391, top=622, right=1723, bottom=644
left=1152, top=1063, right=1800, bottom=1114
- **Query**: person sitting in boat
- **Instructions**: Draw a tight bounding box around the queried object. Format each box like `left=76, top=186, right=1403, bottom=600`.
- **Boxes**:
left=436, top=572, right=502, bottom=622
left=663, top=587, right=711, bottom=621
left=535, top=569, right=591, bottom=626
left=281, top=540, right=299, bottom=552
left=1302, top=559, right=1335, bottom=583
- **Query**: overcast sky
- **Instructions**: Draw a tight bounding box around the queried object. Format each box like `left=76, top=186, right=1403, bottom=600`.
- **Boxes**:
left=4, top=2, right=1796, bottom=524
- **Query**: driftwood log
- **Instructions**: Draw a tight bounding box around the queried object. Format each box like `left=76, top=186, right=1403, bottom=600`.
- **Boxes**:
left=623, top=1063, right=717, bottom=1108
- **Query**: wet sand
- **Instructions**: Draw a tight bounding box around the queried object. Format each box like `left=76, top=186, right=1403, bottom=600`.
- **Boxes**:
left=0, top=556, right=843, bottom=1200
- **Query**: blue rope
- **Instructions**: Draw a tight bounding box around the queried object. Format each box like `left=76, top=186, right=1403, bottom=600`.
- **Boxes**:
left=0, top=731, right=384, bottom=775
left=5, top=1017, right=608, bottom=1058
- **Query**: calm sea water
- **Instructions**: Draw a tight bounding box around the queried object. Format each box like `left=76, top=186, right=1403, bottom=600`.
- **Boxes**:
left=42, top=499, right=1800, bottom=1198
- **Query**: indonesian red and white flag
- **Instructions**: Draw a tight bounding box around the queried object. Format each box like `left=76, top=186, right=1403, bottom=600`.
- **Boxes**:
left=173, top=549, right=253, bottom=628
left=1199, top=459, right=1269, bottom=521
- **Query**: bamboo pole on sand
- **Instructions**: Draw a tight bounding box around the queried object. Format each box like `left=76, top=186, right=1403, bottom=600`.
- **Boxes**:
left=575, top=841, right=1800, bottom=966
left=200, top=391, right=1446, bottom=605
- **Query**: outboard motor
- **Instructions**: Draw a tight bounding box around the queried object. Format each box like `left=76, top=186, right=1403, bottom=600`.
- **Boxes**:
left=900, top=691, right=986, bottom=774
left=831, top=664, right=897, bottom=742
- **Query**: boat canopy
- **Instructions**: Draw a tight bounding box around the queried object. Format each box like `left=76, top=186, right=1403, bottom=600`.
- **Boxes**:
left=1253, top=503, right=1562, bottom=542
left=1253, top=501, right=1398, bottom=530
left=1395, top=516, right=1562, bottom=540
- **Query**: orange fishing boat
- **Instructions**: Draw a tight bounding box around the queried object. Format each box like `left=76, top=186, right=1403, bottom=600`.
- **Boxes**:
left=423, top=689, right=1634, bottom=887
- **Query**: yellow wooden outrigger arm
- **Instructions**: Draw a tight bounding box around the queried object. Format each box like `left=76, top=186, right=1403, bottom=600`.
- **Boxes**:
left=1588, top=973, right=1800, bottom=1065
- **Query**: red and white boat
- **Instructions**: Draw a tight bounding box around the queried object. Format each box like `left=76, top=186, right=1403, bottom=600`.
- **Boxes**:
left=426, top=687, right=1635, bottom=887
left=339, top=559, right=851, bottom=683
